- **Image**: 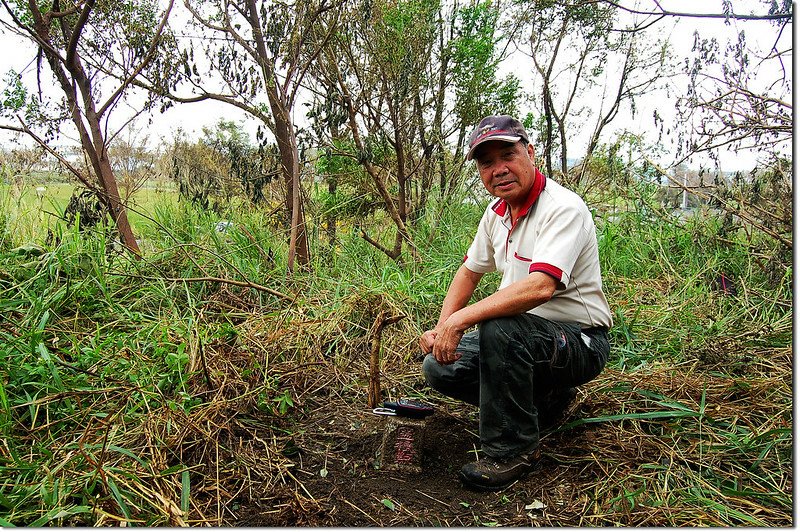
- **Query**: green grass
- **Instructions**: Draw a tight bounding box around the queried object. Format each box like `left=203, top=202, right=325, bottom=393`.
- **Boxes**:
left=0, top=178, right=791, bottom=526
left=0, top=182, right=178, bottom=246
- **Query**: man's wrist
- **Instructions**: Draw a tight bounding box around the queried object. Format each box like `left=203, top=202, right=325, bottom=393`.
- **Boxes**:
left=445, top=309, right=470, bottom=334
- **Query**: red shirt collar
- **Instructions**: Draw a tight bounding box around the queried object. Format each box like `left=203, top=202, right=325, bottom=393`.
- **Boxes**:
left=490, top=168, right=547, bottom=219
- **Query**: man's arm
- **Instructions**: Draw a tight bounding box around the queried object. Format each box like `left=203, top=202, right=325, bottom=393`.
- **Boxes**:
left=430, top=269, right=558, bottom=364
left=420, top=264, right=483, bottom=355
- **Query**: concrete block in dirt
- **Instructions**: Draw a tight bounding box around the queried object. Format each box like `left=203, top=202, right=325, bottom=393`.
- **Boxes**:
left=377, top=417, right=427, bottom=473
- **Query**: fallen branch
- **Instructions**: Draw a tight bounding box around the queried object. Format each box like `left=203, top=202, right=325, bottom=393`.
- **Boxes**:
left=108, top=272, right=294, bottom=302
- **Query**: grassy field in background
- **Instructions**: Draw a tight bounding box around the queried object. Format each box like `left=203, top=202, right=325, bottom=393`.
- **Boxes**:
left=0, top=181, right=791, bottom=526
left=0, top=181, right=178, bottom=243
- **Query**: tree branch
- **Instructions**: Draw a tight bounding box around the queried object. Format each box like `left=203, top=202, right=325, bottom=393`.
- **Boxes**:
left=110, top=273, right=295, bottom=302
left=97, top=0, right=175, bottom=117
left=65, top=0, right=94, bottom=68
left=600, top=0, right=792, bottom=21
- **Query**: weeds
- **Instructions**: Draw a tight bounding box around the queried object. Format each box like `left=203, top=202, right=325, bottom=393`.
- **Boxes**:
left=0, top=184, right=791, bottom=526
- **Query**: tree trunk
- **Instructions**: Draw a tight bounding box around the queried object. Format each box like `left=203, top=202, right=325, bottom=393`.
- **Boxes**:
left=247, top=0, right=310, bottom=273
left=273, top=111, right=309, bottom=273
left=96, top=144, right=141, bottom=256
left=31, top=0, right=140, bottom=256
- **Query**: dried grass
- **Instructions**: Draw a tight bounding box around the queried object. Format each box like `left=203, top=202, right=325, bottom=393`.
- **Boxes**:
left=3, top=282, right=790, bottom=526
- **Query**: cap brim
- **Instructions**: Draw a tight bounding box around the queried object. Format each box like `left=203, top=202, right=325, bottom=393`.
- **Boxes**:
left=466, top=135, right=522, bottom=160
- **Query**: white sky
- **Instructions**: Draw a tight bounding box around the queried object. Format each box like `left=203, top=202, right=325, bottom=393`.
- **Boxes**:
left=0, top=1, right=791, bottom=173
left=503, top=0, right=792, bottom=172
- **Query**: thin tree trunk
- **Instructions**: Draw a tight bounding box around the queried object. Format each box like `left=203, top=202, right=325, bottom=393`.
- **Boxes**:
left=30, top=0, right=140, bottom=256
left=247, top=0, right=310, bottom=272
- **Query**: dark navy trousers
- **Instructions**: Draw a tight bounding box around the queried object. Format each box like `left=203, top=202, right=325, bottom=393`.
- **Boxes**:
left=422, top=314, right=609, bottom=459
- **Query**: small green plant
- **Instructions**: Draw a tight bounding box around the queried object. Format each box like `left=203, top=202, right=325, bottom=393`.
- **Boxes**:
left=381, top=498, right=396, bottom=511
left=272, top=390, right=295, bottom=415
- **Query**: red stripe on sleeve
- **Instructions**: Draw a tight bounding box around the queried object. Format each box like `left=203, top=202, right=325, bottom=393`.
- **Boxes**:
left=529, top=262, right=562, bottom=282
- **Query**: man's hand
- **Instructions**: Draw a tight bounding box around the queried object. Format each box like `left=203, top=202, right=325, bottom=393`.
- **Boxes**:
left=419, top=265, right=483, bottom=365
left=431, top=313, right=467, bottom=365
left=420, top=322, right=463, bottom=365
left=419, top=329, right=438, bottom=354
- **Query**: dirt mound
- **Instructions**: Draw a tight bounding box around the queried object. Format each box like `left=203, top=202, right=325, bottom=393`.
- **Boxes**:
left=210, top=352, right=791, bottom=527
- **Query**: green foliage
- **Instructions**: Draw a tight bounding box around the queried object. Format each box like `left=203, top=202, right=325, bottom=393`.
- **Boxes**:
left=314, top=138, right=385, bottom=220
left=91, top=0, right=163, bottom=52
left=0, top=69, right=43, bottom=128
left=315, top=139, right=361, bottom=180
left=6, top=0, right=50, bottom=26
left=1, top=70, right=26, bottom=111
left=0, top=0, right=788, bottom=524
left=381, top=498, right=396, bottom=511
left=377, top=0, right=439, bottom=98
left=169, top=121, right=280, bottom=211
left=6, top=0, right=182, bottom=130
left=451, top=2, right=520, bottom=118
left=271, top=390, right=295, bottom=415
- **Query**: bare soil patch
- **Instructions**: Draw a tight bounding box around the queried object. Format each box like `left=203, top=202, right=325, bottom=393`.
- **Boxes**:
left=229, top=388, right=644, bottom=526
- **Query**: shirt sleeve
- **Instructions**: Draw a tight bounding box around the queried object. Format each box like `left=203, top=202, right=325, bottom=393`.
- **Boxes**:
left=463, top=208, right=496, bottom=274
left=527, top=202, right=590, bottom=287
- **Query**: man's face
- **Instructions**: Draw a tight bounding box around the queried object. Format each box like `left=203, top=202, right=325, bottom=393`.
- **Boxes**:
left=473, top=140, right=536, bottom=207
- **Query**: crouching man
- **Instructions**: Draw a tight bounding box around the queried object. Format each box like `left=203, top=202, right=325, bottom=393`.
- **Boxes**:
left=420, top=115, right=613, bottom=491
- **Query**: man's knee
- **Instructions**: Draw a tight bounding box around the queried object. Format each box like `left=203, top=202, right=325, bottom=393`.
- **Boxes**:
left=421, top=354, right=444, bottom=389
left=478, top=317, right=524, bottom=361
left=478, top=317, right=511, bottom=345
left=421, top=354, right=480, bottom=405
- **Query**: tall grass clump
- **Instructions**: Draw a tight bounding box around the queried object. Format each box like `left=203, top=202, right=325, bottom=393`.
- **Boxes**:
left=0, top=191, right=13, bottom=252
left=576, top=181, right=792, bottom=526
left=0, top=220, right=193, bottom=525
left=596, top=184, right=790, bottom=371
left=0, top=203, right=308, bottom=526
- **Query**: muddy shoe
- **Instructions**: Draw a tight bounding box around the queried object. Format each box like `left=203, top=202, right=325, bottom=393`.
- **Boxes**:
left=538, top=386, right=577, bottom=430
left=459, top=449, right=540, bottom=491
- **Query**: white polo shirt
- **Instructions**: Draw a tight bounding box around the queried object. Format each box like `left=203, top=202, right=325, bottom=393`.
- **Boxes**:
left=463, top=170, right=613, bottom=328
